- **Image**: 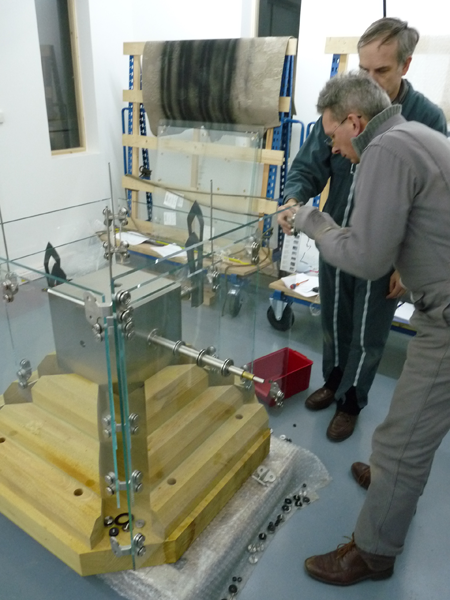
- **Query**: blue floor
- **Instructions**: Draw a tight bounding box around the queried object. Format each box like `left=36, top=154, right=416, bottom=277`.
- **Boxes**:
left=1, top=294, right=449, bottom=599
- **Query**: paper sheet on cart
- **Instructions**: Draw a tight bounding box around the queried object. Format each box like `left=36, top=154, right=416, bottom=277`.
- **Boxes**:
left=116, top=231, right=150, bottom=245
left=149, top=243, right=187, bottom=260
left=394, top=302, right=414, bottom=324
left=281, top=274, right=319, bottom=297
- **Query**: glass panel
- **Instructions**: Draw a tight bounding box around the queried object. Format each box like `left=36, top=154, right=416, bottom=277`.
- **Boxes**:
left=0, top=201, right=136, bottom=571
left=112, top=122, right=273, bottom=565
left=35, top=0, right=82, bottom=151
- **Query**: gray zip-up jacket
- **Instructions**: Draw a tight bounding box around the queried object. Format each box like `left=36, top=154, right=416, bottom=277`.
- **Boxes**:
left=294, top=105, right=450, bottom=302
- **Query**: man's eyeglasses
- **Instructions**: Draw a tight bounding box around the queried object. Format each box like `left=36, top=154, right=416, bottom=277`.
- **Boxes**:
left=324, top=115, right=362, bottom=147
left=324, top=116, right=349, bottom=147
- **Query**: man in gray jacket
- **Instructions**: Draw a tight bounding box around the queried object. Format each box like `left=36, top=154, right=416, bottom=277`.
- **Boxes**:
left=292, top=72, right=450, bottom=586
left=278, top=18, right=447, bottom=443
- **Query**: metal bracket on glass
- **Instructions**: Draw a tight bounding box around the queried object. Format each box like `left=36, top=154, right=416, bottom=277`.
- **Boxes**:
left=110, top=532, right=147, bottom=558
left=103, top=413, right=140, bottom=438
left=83, top=291, right=112, bottom=342
left=2, top=272, right=19, bottom=303
left=250, top=240, right=260, bottom=265
left=245, top=234, right=261, bottom=265
left=103, top=207, right=130, bottom=262
left=269, top=382, right=284, bottom=408
left=16, top=359, right=32, bottom=389
left=207, top=268, right=220, bottom=292
left=115, top=290, right=135, bottom=340
left=104, top=469, right=143, bottom=496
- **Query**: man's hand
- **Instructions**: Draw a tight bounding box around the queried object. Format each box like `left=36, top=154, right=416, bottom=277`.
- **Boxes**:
left=277, top=199, right=298, bottom=235
left=386, top=270, right=406, bottom=299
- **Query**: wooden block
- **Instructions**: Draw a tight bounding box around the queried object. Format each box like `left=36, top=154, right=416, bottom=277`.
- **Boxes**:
left=145, top=364, right=208, bottom=434
left=158, top=429, right=270, bottom=563
left=0, top=436, right=102, bottom=549
left=124, top=42, right=145, bottom=56
left=31, top=374, right=100, bottom=439
left=0, top=403, right=100, bottom=495
left=0, top=476, right=163, bottom=575
left=325, top=37, right=358, bottom=55
left=148, top=385, right=244, bottom=486
left=37, top=352, right=68, bottom=377
left=150, top=402, right=269, bottom=536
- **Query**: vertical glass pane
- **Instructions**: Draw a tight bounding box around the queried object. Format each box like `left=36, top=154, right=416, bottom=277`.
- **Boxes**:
left=35, top=0, right=81, bottom=151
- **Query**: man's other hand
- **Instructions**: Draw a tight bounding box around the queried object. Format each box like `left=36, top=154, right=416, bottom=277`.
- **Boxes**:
left=277, top=199, right=297, bottom=235
left=387, top=270, right=407, bottom=299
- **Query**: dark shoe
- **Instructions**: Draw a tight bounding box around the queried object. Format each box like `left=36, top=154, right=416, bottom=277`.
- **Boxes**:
left=351, top=462, right=371, bottom=490
left=305, top=535, right=394, bottom=586
left=326, top=410, right=358, bottom=442
left=305, top=387, right=335, bottom=410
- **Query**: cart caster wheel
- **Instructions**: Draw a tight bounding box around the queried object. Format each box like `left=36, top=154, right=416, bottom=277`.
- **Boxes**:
left=267, top=305, right=294, bottom=331
left=228, top=287, right=243, bottom=317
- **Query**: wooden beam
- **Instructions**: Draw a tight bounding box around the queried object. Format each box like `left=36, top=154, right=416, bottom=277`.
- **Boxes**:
left=124, top=38, right=298, bottom=57
left=325, top=35, right=450, bottom=55
left=122, top=134, right=284, bottom=166
left=124, top=89, right=291, bottom=115
left=124, top=42, right=145, bottom=56
left=325, top=37, right=358, bottom=55
left=122, top=175, right=278, bottom=215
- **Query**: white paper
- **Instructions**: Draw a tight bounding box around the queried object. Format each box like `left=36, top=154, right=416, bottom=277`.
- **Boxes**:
left=394, top=302, right=414, bottom=324
left=163, top=192, right=180, bottom=209
left=149, top=243, right=187, bottom=260
left=204, top=225, right=215, bottom=240
left=163, top=211, right=177, bottom=226
left=281, top=273, right=319, bottom=297
left=115, top=231, right=149, bottom=245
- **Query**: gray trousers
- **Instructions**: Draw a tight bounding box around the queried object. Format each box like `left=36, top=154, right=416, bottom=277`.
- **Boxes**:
left=319, top=256, right=398, bottom=407
left=354, top=301, right=450, bottom=556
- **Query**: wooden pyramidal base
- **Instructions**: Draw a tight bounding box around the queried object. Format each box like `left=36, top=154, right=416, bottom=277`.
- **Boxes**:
left=0, top=356, right=270, bottom=575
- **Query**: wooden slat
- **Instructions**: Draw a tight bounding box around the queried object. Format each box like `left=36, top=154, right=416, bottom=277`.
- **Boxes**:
left=124, top=42, right=145, bottom=56
left=150, top=402, right=269, bottom=536
left=0, top=435, right=102, bottom=548
left=325, top=36, right=358, bottom=55
left=124, top=89, right=290, bottom=114
left=325, top=35, right=450, bottom=55
left=0, top=403, right=100, bottom=495
left=287, top=38, right=297, bottom=55
left=122, top=175, right=279, bottom=215
left=145, top=364, right=209, bottom=434
left=31, top=374, right=100, bottom=439
left=122, top=133, right=284, bottom=166
left=124, top=38, right=298, bottom=57
left=159, top=429, right=270, bottom=563
left=147, top=385, right=244, bottom=486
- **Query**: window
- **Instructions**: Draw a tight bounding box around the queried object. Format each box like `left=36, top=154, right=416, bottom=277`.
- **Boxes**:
left=35, top=0, right=85, bottom=153
left=258, top=0, right=302, bottom=37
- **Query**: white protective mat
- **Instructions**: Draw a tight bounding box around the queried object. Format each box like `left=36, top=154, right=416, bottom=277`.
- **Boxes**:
left=100, top=436, right=331, bottom=600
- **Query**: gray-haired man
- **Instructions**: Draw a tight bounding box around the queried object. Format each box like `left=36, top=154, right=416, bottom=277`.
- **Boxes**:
left=293, top=72, right=450, bottom=586
left=278, top=18, right=447, bottom=443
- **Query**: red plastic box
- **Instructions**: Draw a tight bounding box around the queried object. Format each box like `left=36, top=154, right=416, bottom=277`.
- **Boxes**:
left=251, top=347, right=313, bottom=406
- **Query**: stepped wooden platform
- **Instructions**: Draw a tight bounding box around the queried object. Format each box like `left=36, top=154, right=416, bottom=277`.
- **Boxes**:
left=0, top=359, right=270, bottom=575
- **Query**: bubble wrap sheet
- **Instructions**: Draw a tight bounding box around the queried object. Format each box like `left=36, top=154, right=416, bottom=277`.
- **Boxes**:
left=100, top=437, right=330, bottom=600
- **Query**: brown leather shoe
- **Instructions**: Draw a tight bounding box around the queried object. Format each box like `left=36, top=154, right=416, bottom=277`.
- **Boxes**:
left=305, top=536, right=394, bottom=586
left=305, top=386, right=335, bottom=410
left=351, top=462, right=371, bottom=490
left=326, top=410, right=358, bottom=441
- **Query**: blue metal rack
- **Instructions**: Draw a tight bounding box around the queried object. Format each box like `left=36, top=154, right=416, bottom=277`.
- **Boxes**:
left=122, top=55, right=152, bottom=220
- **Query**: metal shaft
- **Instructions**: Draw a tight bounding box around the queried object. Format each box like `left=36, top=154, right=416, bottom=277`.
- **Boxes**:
left=147, top=331, right=264, bottom=384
